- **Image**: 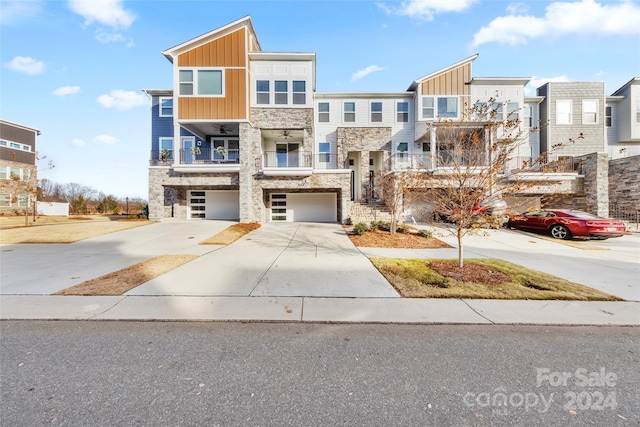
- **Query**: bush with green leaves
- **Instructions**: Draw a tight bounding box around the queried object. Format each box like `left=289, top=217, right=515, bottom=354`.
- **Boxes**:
left=370, top=220, right=391, bottom=231
left=396, top=224, right=410, bottom=233
left=418, top=229, right=433, bottom=238
left=353, top=222, right=369, bottom=236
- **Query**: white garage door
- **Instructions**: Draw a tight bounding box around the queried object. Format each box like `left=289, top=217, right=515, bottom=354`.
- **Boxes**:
left=190, top=190, right=239, bottom=220
left=270, top=193, right=337, bottom=222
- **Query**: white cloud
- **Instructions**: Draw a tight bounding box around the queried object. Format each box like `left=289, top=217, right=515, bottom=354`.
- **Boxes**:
left=0, top=0, right=44, bottom=24
left=472, top=0, right=640, bottom=48
left=71, top=138, right=86, bottom=147
left=96, top=90, right=146, bottom=110
left=95, top=29, right=134, bottom=46
left=525, top=75, right=570, bottom=95
left=52, top=86, right=81, bottom=96
left=5, top=56, right=45, bottom=75
left=351, top=65, right=385, bottom=83
left=68, top=0, right=135, bottom=29
left=380, top=0, right=478, bottom=21
left=93, top=135, right=118, bottom=145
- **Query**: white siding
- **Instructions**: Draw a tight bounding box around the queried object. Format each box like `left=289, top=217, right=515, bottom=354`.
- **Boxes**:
left=250, top=60, right=314, bottom=108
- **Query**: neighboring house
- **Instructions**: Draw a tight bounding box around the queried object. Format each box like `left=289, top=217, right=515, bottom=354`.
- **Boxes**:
left=144, top=16, right=637, bottom=223
left=0, top=119, right=39, bottom=214
left=607, top=77, right=640, bottom=159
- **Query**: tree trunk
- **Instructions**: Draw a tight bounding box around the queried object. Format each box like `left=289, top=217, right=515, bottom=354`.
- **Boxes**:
left=457, top=227, right=464, bottom=268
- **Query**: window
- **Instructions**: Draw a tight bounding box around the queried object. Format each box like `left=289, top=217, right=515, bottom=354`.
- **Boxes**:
left=0, top=166, right=7, bottom=179
left=491, top=102, right=503, bottom=120
left=397, top=142, right=408, bottom=152
left=10, top=142, right=20, bottom=149
left=159, top=137, right=173, bottom=159
left=0, top=140, right=6, bottom=146
left=524, top=105, right=533, bottom=127
left=318, top=102, right=330, bottom=122
left=0, top=194, right=9, bottom=207
left=275, top=80, right=288, bottom=104
left=474, top=102, right=488, bottom=120
left=22, top=169, right=30, bottom=181
left=159, top=97, right=173, bottom=116
left=256, top=80, right=269, bottom=104
left=636, top=101, right=640, bottom=123
left=371, top=102, right=382, bottom=122
left=605, top=106, right=612, bottom=127
left=22, top=145, right=30, bottom=151
left=507, top=102, right=519, bottom=120
left=582, top=100, right=598, bottom=124
left=179, top=69, right=223, bottom=96
left=397, top=102, right=408, bottom=122
left=10, top=167, right=20, bottom=179
left=437, top=97, right=458, bottom=118
left=557, top=100, right=572, bottom=124
left=344, top=102, right=355, bottom=122
left=293, top=81, right=306, bottom=105
left=319, top=142, right=330, bottom=163
left=422, top=97, right=434, bottom=119
left=18, top=194, right=28, bottom=207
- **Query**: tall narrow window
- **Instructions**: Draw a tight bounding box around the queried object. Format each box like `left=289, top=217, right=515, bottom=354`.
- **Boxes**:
left=275, top=80, right=288, bottom=104
left=524, top=105, right=533, bottom=127
left=0, top=165, right=7, bottom=179
left=159, top=137, right=173, bottom=160
left=582, top=100, right=598, bottom=124
left=605, top=106, right=612, bottom=127
left=159, top=97, right=173, bottom=117
left=344, top=102, right=355, bottom=122
left=256, top=80, right=269, bottom=104
left=491, top=102, right=503, bottom=120
left=422, top=97, right=434, bottom=119
left=0, top=194, right=9, bottom=207
left=557, top=100, right=572, bottom=124
left=179, top=70, right=193, bottom=95
left=319, top=142, right=330, bottom=163
left=293, top=81, right=306, bottom=104
left=371, top=102, right=382, bottom=122
left=397, top=102, right=408, bottom=122
left=437, top=97, right=458, bottom=118
left=636, top=101, right=640, bottom=123
left=318, top=102, right=330, bottom=122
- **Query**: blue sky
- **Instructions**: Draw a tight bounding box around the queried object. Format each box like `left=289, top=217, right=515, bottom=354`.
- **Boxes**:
left=1, top=0, right=639, bottom=199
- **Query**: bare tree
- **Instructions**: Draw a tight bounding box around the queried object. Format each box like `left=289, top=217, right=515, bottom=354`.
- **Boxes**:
left=63, top=183, right=97, bottom=217
left=391, top=99, right=577, bottom=268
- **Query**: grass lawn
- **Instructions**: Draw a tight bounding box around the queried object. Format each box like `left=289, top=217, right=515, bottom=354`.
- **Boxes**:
left=0, top=215, right=150, bottom=244
left=371, top=258, right=623, bottom=301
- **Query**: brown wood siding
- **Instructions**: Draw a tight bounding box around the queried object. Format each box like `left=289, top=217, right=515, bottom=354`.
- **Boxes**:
left=177, top=28, right=246, bottom=67
left=178, top=69, right=247, bottom=120
left=421, top=63, right=471, bottom=96
left=0, top=123, right=36, bottom=148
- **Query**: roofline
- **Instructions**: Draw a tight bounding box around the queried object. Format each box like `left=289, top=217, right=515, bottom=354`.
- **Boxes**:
left=315, top=92, right=413, bottom=99
left=611, top=77, right=640, bottom=96
left=162, top=15, right=259, bottom=63
left=141, top=89, right=173, bottom=97
left=471, top=77, right=531, bottom=86
left=0, top=119, right=41, bottom=135
left=606, top=95, right=625, bottom=103
left=248, top=52, right=315, bottom=61
left=524, top=96, right=545, bottom=104
left=408, top=53, right=479, bottom=91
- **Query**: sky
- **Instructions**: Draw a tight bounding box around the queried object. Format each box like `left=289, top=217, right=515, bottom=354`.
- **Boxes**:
left=1, top=0, right=639, bottom=200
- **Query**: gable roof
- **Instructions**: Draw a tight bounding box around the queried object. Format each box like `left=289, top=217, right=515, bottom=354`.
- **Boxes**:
left=162, top=15, right=260, bottom=62
left=407, top=54, right=478, bottom=91
left=611, top=77, right=640, bottom=96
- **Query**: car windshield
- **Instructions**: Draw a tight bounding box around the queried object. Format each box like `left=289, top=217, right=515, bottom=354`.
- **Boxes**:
left=566, top=211, right=600, bottom=219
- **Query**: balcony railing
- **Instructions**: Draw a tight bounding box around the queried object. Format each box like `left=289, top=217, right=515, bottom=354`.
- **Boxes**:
left=149, top=150, right=173, bottom=166
left=262, top=151, right=312, bottom=168
left=388, top=154, right=432, bottom=170
left=313, top=154, right=340, bottom=170
left=179, top=148, right=240, bottom=165
left=504, top=156, right=578, bottom=173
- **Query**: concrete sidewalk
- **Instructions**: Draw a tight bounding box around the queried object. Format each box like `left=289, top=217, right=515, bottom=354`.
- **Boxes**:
left=1, top=295, right=638, bottom=325
left=1, top=221, right=638, bottom=325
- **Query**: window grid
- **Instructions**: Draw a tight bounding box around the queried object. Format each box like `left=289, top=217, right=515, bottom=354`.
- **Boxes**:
left=318, top=102, right=330, bottom=122
left=344, top=102, right=355, bottom=122
left=371, top=102, right=382, bottom=122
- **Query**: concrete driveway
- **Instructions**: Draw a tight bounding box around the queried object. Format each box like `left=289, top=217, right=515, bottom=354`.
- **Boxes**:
left=0, top=221, right=399, bottom=298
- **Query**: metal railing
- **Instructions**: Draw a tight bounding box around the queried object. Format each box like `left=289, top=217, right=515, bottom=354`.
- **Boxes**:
left=149, top=150, right=173, bottom=166
left=387, top=153, right=432, bottom=170
left=609, top=204, right=640, bottom=232
left=313, top=154, right=340, bottom=170
left=505, top=156, right=578, bottom=173
left=179, top=148, right=240, bottom=165
left=262, top=151, right=312, bottom=168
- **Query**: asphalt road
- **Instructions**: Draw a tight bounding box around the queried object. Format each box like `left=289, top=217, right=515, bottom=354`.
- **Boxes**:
left=1, top=322, right=638, bottom=426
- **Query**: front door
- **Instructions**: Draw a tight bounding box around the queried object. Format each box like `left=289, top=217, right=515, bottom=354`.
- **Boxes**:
left=182, top=137, right=195, bottom=164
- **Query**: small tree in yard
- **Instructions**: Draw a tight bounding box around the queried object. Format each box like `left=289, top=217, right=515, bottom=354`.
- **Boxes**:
left=398, top=99, right=578, bottom=268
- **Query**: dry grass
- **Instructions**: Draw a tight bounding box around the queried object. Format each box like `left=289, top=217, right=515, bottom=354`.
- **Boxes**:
left=0, top=215, right=150, bottom=244
left=371, top=258, right=622, bottom=301
left=54, top=255, right=198, bottom=296
left=201, top=222, right=261, bottom=245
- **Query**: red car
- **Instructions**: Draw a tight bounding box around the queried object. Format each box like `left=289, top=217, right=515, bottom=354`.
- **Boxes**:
left=507, top=209, right=626, bottom=240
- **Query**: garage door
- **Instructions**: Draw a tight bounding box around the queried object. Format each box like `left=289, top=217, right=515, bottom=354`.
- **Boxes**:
left=270, top=193, right=336, bottom=222
left=189, top=190, right=239, bottom=220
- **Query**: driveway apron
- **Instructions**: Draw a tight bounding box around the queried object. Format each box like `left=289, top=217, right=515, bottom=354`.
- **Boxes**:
left=128, top=223, right=399, bottom=298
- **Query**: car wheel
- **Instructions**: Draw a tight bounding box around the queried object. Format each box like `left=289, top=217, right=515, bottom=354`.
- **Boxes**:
left=550, top=224, right=571, bottom=240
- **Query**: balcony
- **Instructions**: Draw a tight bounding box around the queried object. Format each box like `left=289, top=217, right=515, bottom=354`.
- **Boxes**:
left=259, top=151, right=313, bottom=176
left=148, top=148, right=240, bottom=172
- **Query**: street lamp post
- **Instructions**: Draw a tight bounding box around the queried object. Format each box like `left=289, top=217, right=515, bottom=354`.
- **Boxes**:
left=126, top=197, right=129, bottom=216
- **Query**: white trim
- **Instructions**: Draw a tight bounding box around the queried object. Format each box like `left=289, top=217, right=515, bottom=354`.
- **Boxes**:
left=582, top=99, right=598, bottom=125
left=343, top=101, right=356, bottom=123
left=159, top=97, right=173, bottom=117
left=556, top=100, right=572, bottom=125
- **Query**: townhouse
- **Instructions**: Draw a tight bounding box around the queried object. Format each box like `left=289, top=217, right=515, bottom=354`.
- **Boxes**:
left=145, top=16, right=639, bottom=223
left=0, top=119, right=39, bottom=214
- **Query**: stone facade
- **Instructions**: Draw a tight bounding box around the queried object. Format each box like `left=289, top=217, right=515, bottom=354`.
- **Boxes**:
left=609, top=155, right=640, bottom=210
left=575, top=152, right=609, bottom=217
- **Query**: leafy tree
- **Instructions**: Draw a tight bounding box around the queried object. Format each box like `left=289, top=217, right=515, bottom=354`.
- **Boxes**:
left=97, top=195, right=120, bottom=214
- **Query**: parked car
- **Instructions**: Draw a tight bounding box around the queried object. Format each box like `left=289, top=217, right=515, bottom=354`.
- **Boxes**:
left=435, top=195, right=508, bottom=227
left=507, top=209, right=626, bottom=240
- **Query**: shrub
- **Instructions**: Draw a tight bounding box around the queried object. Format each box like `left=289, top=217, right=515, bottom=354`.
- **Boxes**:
left=396, top=225, right=409, bottom=233
left=418, top=229, right=433, bottom=238
left=370, top=220, right=391, bottom=231
left=353, top=222, right=369, bottom=236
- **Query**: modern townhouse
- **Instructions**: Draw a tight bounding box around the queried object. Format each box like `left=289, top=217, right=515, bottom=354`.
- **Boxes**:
left=145, top=16, right=639, bottom=224
left=0, top=119, right=39, bottom=214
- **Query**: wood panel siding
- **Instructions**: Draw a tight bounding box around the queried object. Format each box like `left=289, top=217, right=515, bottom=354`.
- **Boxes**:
left=178, top=28, right=247, bottom=67
left=178, top=69, right=247, bottom=120
left=421, top=63, right=471, bottom=96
